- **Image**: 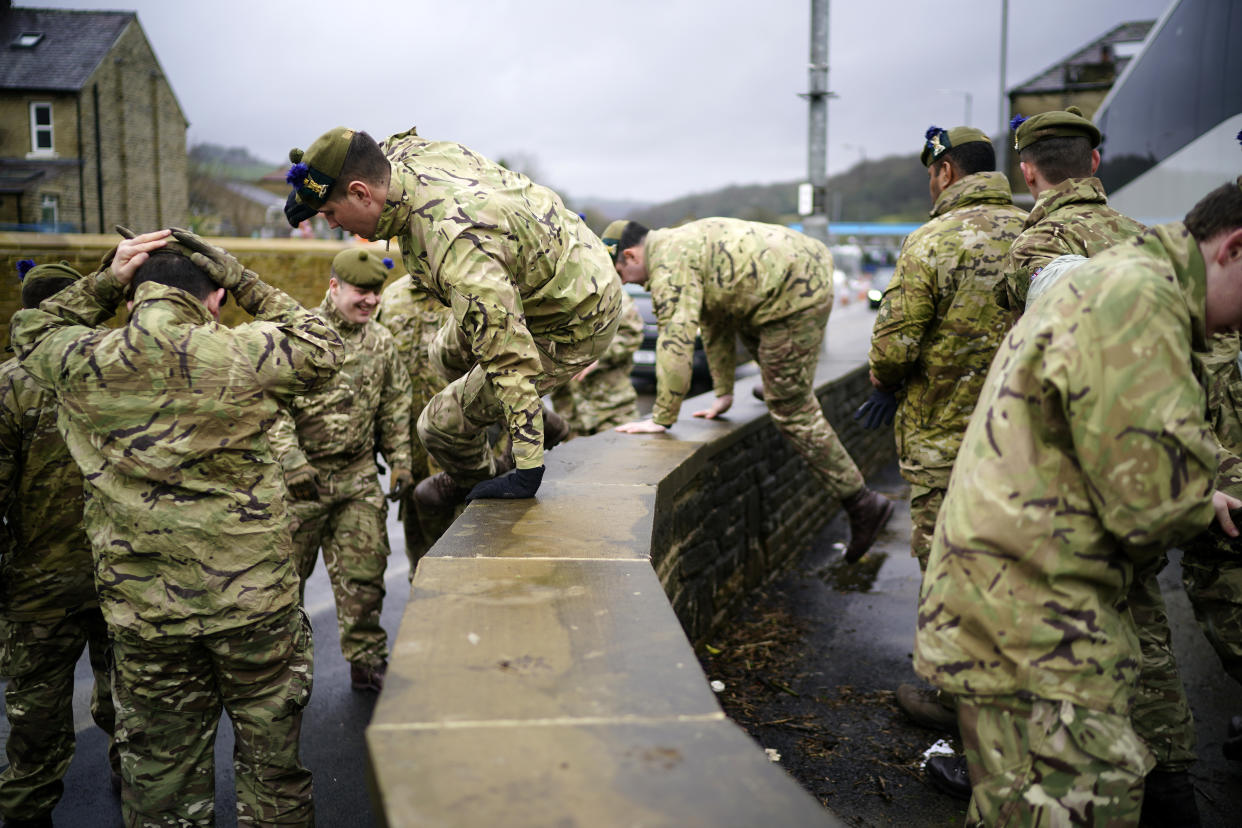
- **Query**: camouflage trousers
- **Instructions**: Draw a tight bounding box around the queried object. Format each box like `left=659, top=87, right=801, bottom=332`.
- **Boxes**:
left=958, top=694, right=1153, bottom=827
left=419, top=316, right=618, bottom=485
left=1128, top=554, right=1196, bottom=774
left=549, top=363, right=639, bottom=437
left=290, top=467, right=390, bottom=669
left=111, top=607, right=314, bottom=828
left=1180, top=545, right=1242, bottom=687
left=0, top=607, right=115, bottom=820
left=739, top=307, right=864, bottom=500
left=907, top=484, right=945, bottom=572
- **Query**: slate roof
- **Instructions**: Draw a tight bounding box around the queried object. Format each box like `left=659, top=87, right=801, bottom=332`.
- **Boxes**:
left=0, top=6, right=135, bottom=91
left=1010, top=20, right=1155, bottom=95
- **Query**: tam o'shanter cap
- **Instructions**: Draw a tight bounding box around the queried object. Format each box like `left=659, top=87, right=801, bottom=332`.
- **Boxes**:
left=600, top=220, right=630, bottom=262
left=16, top=259, right=82, bottom=285
left=331, top=248, right=393, bottom=289
left=921, top=126, right=991, bottom=167
left=284, top=127, right=356, bottom=227
left=1012, top=106, right=1101, bottom=152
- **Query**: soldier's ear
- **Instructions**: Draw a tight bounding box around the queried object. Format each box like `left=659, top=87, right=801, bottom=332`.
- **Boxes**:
left=1089, top=149, right=1101, bottom=175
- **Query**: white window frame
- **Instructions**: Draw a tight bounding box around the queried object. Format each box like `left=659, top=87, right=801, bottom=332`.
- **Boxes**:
left=40, top=194, right=59, bottom=228
left=27, top=101, right=56, bottom=158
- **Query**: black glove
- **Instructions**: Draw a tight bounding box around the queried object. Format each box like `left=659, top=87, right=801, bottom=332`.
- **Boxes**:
left=466, top=466, right=544, bottom=501
left=853, top=388, right=898, bottom=430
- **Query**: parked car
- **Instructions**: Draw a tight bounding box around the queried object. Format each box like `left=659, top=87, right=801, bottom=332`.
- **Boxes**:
left=867, top=267, right=895, bottom=310
left=625, top=283, right=712, bottom=389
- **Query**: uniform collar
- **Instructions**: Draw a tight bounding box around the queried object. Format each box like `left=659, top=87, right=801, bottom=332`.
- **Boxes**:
left=373, top=165, right=414, bottom=242
left=930, top=171, right=1014, bottom=218
left=129, top=281, right=214, bottom=326
left=1024, top=177, right=1107, bottom=229
left=1149, top=221, right=1209, bottom=352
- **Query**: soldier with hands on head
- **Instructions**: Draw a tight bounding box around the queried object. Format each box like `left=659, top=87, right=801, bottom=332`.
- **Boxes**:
left=860, top=126, right=1027, bottom=740
left=270, top=247, right=412, bottom=693
left=284, top=126, right=621, bottom=507
left=607, top=217, right=893, bottom=562
left=0, top=260, right=118, bottom=827
left=914, top=179, right=1242, bottom=827
left=10, top=227, right=343, bottom=828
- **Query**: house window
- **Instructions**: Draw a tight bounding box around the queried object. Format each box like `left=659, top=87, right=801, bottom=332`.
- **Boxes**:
left=29, top=102, right=54, bottom=154
left=40, top=194, right=59, bottom=227
left=13, top=32, right=43, bottom=48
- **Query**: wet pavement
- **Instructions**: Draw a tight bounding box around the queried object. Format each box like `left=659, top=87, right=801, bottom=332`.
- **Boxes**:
left=696, top=461, right=1242, bottom=827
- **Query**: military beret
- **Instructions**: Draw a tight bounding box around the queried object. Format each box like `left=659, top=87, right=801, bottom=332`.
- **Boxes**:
left=16, top=259, right=82, bottom=285
left=331, top=248, right=393, bottom=289
left=600, top=220, right=630, bottom=262
left=284, top=127, right=356, bottom=226
left=1012, top=106, right=1100, bottom=152
left=921, top=126, right=991, bottom=167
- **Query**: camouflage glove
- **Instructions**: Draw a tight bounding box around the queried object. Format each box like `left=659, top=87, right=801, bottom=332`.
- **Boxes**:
left=466, top=466, right=544, bottom=501
left=286, top=464, right=321, bottom=501
left=170, top=228, right=246, bottom=290
left=387, top=467, right=413, bottom=502
left=853, top=388, right=898, bottom=430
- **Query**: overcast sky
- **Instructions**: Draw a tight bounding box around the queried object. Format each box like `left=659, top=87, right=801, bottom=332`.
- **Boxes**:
left=49, top=0, right=1173, bottom=203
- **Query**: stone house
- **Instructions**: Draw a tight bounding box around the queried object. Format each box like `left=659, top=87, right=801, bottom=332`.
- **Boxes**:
left=1004, top=20, right=1154, bottom=197
left=0, top=1, right=188, bottom=233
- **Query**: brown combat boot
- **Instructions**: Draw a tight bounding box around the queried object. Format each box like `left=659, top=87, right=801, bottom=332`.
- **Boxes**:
left=413, top=472, right=472, bottom=512
left=896, top=683, right=959, bottom=733
left=842, top=487, right=894, bottom=562
left=350, top=661, right=386, bottom=693
left=751, top=383, right=765, bottom=402
left=544, top=406, right=571, bottom=449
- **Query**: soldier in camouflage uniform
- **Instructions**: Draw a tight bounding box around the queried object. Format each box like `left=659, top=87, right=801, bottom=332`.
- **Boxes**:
left=860, top=127, right=1027, bottom=752
left=1006, top=108, right=1204, bottom=822
left=606, top=217, right=893, bottom=561
left=914, top=181, right=1242, bottom=827
left=284, top=126, right=621, bottom=504
left=549, top=287, right=643, bottom=435
left=0, top=260, right=117, bottom=826
left=10, top=228, right=344, bottom=828
left=270, top=248, right=412, bottom=692
left=374, top=272, right=454, bottom=572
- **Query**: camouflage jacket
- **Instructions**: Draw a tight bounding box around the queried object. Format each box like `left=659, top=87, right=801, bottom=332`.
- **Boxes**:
left=270, top=294, right=412, bottom=478
left=10, top=270, right=343, bottom=640
left=644, top=218, right=834, bottom=426
left=869, top=172, right=1026, bottom=487
left=0, top=357, right=95, bottom=619
left=1001, top=177, right=1145, bottom=310
left=597, top=288, right=643, bottom=372
left=370, top=128, right=623, bottom=470
left=915, top=223, right=1218, bottom=714
left=374, top=274, right=453, bottom=474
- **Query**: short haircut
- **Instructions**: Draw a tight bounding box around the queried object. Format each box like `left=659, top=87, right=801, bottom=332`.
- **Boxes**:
left=616, top=221, right=650, bottom=256
left=331, top=131, right=390, bottom=196
left=937, top=140, right=995, bottom=177
left=22, top=277, right=75, bottom=309
left=129, top=251, right=221, bottom=303
left=1018, top=135, right=1094, bottom=183
left=1185, top=179, right=1242, bottom=243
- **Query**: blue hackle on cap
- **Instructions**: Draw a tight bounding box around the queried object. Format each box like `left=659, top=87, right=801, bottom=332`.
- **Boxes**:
left=382, top=257, right=393, bottom=270
left=1009, top=114, right=1028, bottom=131
left=286, top=162, right=309, bottom=188
left=16, top=259, right=35, bottom=280
left=1236, top=129, right=1242, bottom=146
left=924, top=126, right=943, bottom=141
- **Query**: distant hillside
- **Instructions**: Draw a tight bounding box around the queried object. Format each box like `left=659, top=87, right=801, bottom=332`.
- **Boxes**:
left=189, top=143, right=279, bottom=181
left=604, top=151, right=932, bottom=230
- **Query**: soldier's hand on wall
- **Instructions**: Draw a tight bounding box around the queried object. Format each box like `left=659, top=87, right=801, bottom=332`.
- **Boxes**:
left=853, top=388, right=898, bottom=430
left=286, top=464, right=321, bottom=501
left=388, top=468, right=413, bottom=501
left=615, top=419, right=668, bottom=434
left=692, top=394, right=733, bottom=420
left=1212, top=490, right=1242, bottom=538
left=110, top=229, right=172, bottom=285
left=465, top=466, right=544, bottom=501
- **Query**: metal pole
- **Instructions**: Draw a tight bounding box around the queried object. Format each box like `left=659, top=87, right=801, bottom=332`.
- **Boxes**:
left=804, top=0, right=831, bottom=245
left=997, top=0, right=1010, bottom=185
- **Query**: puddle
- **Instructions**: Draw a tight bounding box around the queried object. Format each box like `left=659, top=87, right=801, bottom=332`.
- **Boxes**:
left=816, top=551, right=887, bottom=592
